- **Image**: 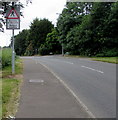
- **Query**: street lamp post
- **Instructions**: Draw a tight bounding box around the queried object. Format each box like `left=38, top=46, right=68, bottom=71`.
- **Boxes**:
left=56, top=13, right=64, bottom=56
left=62, top=43, right=64, bottom=56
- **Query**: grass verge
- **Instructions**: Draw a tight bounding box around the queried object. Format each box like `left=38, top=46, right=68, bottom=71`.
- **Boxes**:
left=0, top=78, right=2, bottom=120
left=91, top=57, right=118, bottom=64
left=64, top=55, right=118, bottom=64
left=1, top=58, right=23, bottom=118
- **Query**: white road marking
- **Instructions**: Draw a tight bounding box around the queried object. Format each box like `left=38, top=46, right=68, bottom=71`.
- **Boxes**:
left=38, top=61, right=96, bottom=118
left=35, top=60, right=38, bottom=64
left=49, top=59, right=74, bottom=65
left=38, top=57, right=74, bottom=65
left=81, top=66, right=104, bottom=74
left=64, top=61, right=74, bottom=64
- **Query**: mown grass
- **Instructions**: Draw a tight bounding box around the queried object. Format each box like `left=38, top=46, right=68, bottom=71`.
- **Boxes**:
left=2, top=78, right=20, bottom=118
left=0, top=78, right=2, bottom=120
left=91, top=57, right=118, bottom=64
left=64, top=55, right=118, bottom=64
left=2, top=58, right=23, bottom=78
left=1, top=56, right=23, bottom=118
left=0, top=48, right=2, bottom=119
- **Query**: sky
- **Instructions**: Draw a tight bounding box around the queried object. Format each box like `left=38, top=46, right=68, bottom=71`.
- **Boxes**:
left=0, top=0, right=66, bottom=47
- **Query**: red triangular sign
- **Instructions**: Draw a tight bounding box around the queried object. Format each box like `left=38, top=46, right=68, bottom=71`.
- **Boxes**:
left=7, top=8, right=19, bottom=19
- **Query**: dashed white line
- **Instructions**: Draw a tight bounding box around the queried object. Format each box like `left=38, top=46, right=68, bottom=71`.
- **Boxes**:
left=41, top=58, right=74, bottom=65
left=81, top=66, right=104, bottom=74
left=64, top=61, right=74, bottom=64
left=51, top=59, right=74, bottom=65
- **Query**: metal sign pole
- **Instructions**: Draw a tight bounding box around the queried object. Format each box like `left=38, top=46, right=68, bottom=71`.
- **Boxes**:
left=12, top=29, right=15, bottom=74
left=5, top=3, right=20, bottom=74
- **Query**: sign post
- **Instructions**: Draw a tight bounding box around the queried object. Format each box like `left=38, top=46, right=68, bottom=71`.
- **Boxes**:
left=12, top=29, right=15, bottom=74
left=6, top=5, right=20, bottom=74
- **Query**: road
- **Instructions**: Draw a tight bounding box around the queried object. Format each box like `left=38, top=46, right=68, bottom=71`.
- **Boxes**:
left=17, top=57, right=91, bottom=118
left=24, top=55, right=116, bottom=118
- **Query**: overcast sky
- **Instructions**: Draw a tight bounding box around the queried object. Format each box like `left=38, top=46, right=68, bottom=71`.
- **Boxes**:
left=0, top=0, right=66, bottom=47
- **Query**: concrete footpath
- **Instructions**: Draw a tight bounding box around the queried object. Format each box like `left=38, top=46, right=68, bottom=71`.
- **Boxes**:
left=16, top=58, right=90, bottom=118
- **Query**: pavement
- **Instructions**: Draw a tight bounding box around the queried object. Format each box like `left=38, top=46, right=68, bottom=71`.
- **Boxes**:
left=16, top=58, right=90, bottom=118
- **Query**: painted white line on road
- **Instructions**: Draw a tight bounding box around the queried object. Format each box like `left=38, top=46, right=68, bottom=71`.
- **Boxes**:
left=52, top=59, right=74, bottom=65
left=81, top=66, right=104, bottom=74
left=34, top=60, right=38, bottom=64
left=35, top=56, right=74, bottom=65
left=64, top=61, right=74, bottom=64
left=38, top=61, right=96, bottom=118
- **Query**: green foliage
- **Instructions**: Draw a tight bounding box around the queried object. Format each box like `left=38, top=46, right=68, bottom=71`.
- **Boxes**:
left=2, top=78, right=19, bottom=117
left=39, top=44, right=49, bottom=55
left=1, top=48, right=12, bottom=68
left=96, top=48, right=118, bottom=57
left=14, top=18, right=54, bottom=56
left=13, top=2, right=118, bottom=57
left=39, top=29, right=61, bottom=55
left=2, top=58, right=22, bottom=117
left=45, top=29, right=61, bottom=54
left=57, top=2, right=118, bottom=57
left=57, top=2, right=93, bottom=45
left=27, top=18, right=54, bottom=55
left=24, top=43, right=34, bottom=56
left=15, top=29, right=29, bottom=56
left=92, top=57, right=118, bottom=64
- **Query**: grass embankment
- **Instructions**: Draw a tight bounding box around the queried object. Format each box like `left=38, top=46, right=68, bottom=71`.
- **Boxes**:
left=64, top=55, right=118, bottom=64
left=91, top=57, right=118, bottom=64
left=0, top=48, right=23, bottom=118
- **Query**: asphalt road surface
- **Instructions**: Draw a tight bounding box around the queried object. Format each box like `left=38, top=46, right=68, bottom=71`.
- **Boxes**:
left=23, top=55, right=116, bottom=118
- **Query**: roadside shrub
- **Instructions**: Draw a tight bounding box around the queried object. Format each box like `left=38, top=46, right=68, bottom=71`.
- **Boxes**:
left=103, top=49, right=118, bottom=57
left=96, top=48, right=118, bottom=57
left=1, top=48, right=12, bottom=68
left=96, top=53, right=105, bottom=57
left=39, top=45, right=49, bottom=55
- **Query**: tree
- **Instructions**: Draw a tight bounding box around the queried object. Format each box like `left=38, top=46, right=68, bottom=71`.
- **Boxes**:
left=89, top=2, right=117, bottom=56
left=103, top=2, right=118, bottom=47
left=57, top=2, right=117, bottom=57
left=14, top=29, right=29, bottom=55
left=45, top=28, right=61, bottom=54
left=99, top=2, right=118, bottom=56
left=39, top=28, right=61, bottom=55
left=27, top=18, right=54, bottom=55
left=57, top=2, right=93, bottom=51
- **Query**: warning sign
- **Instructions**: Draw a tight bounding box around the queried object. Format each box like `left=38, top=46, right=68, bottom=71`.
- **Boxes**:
left=6, top=6, right=20, bottom=29
left=6, top=8, right=20, bottom=19
left=6, top=19, right=20, bottom=29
